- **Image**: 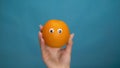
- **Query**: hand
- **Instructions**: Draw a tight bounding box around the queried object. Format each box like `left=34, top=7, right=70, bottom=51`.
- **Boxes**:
left=38, top=25, right=74, bottom=68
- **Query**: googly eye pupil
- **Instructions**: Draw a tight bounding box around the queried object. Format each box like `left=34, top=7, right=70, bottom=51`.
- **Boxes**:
left=57, top=29, right=62, bottom=34
left=49, top=28, right=54, bottom=33
left=59, top=30, right=62, bottom=33
left=50, top=30, right=53, bottom=33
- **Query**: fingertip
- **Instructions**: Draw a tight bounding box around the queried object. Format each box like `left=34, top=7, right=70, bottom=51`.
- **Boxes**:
left=71, top=33, right=74, bottom=38
left=40, top=24, right=43, bottom=28
left=40, top=24, right=42, bottom=27
left=69, top=33, right=75, bottom=41
left=39, top=24, right=43, bottom=31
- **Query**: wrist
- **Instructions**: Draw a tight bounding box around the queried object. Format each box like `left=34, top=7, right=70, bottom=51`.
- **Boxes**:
left=48, top=65, right=70, bottom=68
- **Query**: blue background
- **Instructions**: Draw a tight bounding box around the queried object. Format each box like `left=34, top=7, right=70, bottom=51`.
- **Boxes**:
left=0, top=0, right=120, bottom=68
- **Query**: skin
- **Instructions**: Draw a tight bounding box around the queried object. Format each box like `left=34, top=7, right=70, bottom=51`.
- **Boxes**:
left=38, top=25, right=74, bottom=68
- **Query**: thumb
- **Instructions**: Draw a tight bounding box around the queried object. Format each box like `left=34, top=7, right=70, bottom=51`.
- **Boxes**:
left=65, top=33, right=74, bottom=54
left=38, top=31, right=46, bottom=52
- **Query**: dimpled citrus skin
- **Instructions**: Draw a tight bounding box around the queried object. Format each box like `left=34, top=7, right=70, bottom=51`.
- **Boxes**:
left=42, top=20, right=70, bottom=48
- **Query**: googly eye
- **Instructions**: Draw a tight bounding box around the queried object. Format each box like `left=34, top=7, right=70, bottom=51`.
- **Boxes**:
left=49, top=28, right=54, bottom=33
left=57, top=29, right=62, bottom=34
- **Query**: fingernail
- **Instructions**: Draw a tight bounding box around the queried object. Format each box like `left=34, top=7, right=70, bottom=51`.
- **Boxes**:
left=72, top=33, right=75, bottom=37
left=71, top=33, right=75, bottom=40
left=39, top=24, right=41, bottom=28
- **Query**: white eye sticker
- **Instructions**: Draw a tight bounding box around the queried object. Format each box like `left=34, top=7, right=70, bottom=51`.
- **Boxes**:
left=57, top=29, right=62, bottom=34
left=49, top=28, right=54, bottom=33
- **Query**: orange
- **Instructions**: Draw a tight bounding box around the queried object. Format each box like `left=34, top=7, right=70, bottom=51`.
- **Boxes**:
left=42, top=20, right=70, bottom=48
